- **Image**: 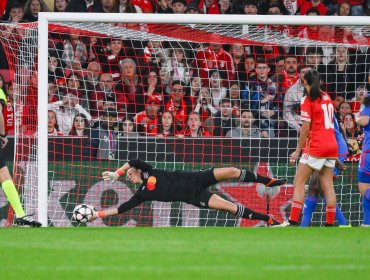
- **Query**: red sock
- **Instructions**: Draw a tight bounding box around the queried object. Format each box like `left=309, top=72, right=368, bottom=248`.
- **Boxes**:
left=289, top=200, right=303, bottom=223
left=326, top=206, right=336, bottom=225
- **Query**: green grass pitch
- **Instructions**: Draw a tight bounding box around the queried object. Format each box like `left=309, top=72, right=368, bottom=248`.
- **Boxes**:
left=0, top=227, right=369, bottom=279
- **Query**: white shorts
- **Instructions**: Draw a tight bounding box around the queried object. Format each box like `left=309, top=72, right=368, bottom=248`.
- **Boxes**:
left=299, top=153, right=335, bottom=171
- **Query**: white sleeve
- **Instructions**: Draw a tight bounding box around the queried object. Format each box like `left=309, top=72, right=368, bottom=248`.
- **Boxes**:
left=74, top=104, right=92, bottom=121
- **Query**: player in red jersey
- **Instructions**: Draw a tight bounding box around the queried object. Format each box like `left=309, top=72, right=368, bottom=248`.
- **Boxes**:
left=287, top=70, right=338, bottom=226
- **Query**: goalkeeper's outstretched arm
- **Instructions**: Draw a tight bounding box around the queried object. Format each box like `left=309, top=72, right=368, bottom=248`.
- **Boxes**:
left=93, top=195, right=145, bottom=220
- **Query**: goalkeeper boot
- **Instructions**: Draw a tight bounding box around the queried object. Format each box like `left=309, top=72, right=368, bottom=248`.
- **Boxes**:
left=265, top=178, right=287, bottom=187
left=267, top=214, right=280, bottom=226
left=15, top=214, right=42, bottom=227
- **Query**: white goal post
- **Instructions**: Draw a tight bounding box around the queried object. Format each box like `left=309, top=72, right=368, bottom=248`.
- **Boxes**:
left=34, top=13, right=370, bottom=227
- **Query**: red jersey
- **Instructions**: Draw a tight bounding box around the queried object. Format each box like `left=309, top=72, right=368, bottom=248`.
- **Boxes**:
left=165, top=99, right=188, bottom=130
left=300, top=93, right=338, bottom=158
left=4, top=96, right=14, bottom=133
left=134, top=110, right=158, bottom=135
left=299, top=1, right=328, bottom=15
left=194, top=46, right=235, bottom=87
left=132, top=0, right=153, bottom=13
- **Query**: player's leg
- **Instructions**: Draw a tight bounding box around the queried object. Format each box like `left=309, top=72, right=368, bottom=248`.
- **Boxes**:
left=358, top=182, right=370, bottom=226
left=300, top=171, right=320, bottom=227
left=0, top=159, right=41, bottom=227
left=207, top=193, right=279, bottom=225
left=213, top=167, right=287, bottom=187
left=318, top=164, right=336, bottom=226
left=289, top=162, right=314, bottom=225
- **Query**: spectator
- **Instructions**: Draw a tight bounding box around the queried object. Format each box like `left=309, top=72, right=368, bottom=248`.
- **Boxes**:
left=142, top=69, right=163, bottom=101
left=48, top=92, right=92, bottom=135
left=326, top=46, right=357, bottom=100
left=229, top=81, right=242, bottom=124
left=318, top=26, right=336, bottom=65
left=219, top=0, right=232, bottom=14
left=7, top=2, right=24, bottom=22
left=259, top=0, right=290, bottom=15
left=212, top=98, right=236, bottom=136
left=351, top=84, right=367, bottom=114
left=65, top=0, right=103, bottom=12
left=165, top=80, right=191, bottom=131
left=48, top=50, right=64, bottom=83
left=134, top=95, right=161, bottom=136
left=187, top=76, right=202, bottom=106
left=172, top=0, right=187, bottom=13
left=101, top=0, right=118, bottom=12
left=338, top=101, right=352, bottom=122
left=334, top=1, right=351, bottom=16
left=194, top=87, right=218, bottom=124
left=116, top=57, right=144, bottom=113
left=297, top=8, right=321, bottom=41
left=242, top=0, right=258, bottom=14
left=242, top=59, right=278, bottom=137
left=343, top=112, right=362, bottom=138
left=283, top=65, right=312, bottom=136
left=226, top=110, right=261, bottom=138
left=198, top=0, right=219, bottom=14
left=193, top=35, right=235, bottom=87
left=23, top=0, right=50, bottom=22
left=299, top=0, right=328, bottom=15
left=119, top=0, right=142, bottom=12
left=54, top=0, right=69, bottom=12
left=64, top=72, right=88, bottom=108
left=333, top=93, right=345, bottom=111
left=271, top=55, right=299, bottom=102
left=61, top=33, right=87, bottom=70
left=96, top=37, right=136, bottom=81
left=179, top=111, right=212, bottom=137
left=90, top=108, right=118, bottom=159
left=155, top=111, right=177, bottom=137
left=69, top=113, right=90, bottom=136
left=48, top=110, right=64, bottom=136
left=119, top=116, right=140, bottom=137
left=209, top=70, right=227, bottom=109
left=85, top=61, right=101, bottom=93
left=92, top=73, right=127, bottom=119
left=245, top=54, right=256, bottom=80
left=48, top=81, right=59, bottom=104
left=168, top=47, right=191, bottom=85
left=186, top=1, right=200, bottom=13
left=157, top=0, right=172, bottom=13
left=143, top=40, right=169, bottom=69
left=230, top=43, right=247, bottom=87
left=304, top=46, right=327, bottom=83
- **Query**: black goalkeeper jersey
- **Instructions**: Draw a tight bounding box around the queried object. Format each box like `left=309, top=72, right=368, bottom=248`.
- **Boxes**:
left=117, top=159, right=217, bottom=214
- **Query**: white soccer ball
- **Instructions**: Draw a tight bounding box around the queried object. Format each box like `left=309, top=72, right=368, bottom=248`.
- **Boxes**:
left=72, top=204, right=93, bottom=223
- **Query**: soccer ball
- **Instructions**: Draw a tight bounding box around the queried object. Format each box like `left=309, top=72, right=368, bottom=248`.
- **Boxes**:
left=72, top=204, right=94, bottom=223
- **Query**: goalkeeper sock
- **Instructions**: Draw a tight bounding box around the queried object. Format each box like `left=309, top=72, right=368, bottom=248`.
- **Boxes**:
left=326, top=205, right=336, bottom=225
left=363, top=188, right=370, bottom=225
left=1, top=180, right=26, bottom=218
left=289, top=200, right=303, bottom=224
left=238, top=170, right=269, bottom=185
left=300, top=196, right=317, bottom=227
left=323, top=197, right=348, bottom=226
left=235, top=204, right=269, bottom=222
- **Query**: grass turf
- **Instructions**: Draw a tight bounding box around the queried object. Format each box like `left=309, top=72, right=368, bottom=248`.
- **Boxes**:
left=0, top=227, right=369, bottom=280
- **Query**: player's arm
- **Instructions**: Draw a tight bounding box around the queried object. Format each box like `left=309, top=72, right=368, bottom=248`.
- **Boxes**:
left=92, top=194, right=145, bottom=219
left=290, top=120, right=310, bottom=163
left=102, top=158, right=153, bottom=182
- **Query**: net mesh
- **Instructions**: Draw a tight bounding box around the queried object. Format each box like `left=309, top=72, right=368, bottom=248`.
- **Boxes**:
left=0, top=20, right=366, bottom=227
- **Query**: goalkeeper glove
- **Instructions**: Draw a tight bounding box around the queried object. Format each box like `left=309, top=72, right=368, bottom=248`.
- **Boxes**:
left=102, top=169, right=125, bottom=182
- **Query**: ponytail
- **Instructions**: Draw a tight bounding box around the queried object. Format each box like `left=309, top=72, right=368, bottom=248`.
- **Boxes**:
left=303, top=70, right=321, bottom=101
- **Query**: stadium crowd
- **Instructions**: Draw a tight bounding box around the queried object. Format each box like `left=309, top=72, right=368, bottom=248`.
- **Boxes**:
left=0, top=0, right=369, bottom=159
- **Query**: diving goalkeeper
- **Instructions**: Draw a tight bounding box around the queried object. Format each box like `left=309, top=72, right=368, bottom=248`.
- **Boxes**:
left=92, top=159, right=287, bottom=226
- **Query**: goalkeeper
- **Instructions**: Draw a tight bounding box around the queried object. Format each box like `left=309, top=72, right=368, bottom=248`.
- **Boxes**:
left=92, top=158, right=287, bottom=226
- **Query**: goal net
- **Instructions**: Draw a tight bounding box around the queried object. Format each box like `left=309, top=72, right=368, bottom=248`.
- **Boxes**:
left=0, top=14, right=368, bottom=227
